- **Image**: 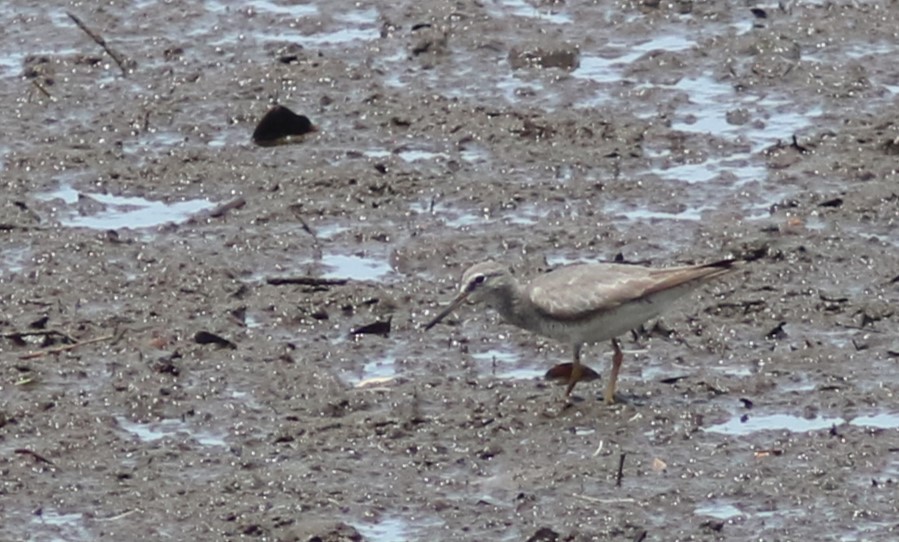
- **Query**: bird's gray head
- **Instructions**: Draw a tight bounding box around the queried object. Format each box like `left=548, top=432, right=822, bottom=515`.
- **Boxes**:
left=457, top=261, right=513, bottom=304
left=423, top=260, right=514, bottom=330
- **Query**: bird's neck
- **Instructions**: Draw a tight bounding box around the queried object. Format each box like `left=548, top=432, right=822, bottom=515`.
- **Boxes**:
left=490, top=282, right=534, bottom=331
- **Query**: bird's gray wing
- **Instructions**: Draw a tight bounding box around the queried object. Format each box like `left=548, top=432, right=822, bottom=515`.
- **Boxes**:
left=527, top=262, right=731, bottom=321
left=527, top=264, right=658, bottom=321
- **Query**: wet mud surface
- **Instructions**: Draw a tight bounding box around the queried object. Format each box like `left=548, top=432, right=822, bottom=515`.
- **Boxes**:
left=2, top=1, right=899, bottom=540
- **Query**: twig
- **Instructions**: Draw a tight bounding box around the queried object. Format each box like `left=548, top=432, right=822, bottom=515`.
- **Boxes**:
left=96, top=509, right=138, bottom=522
left=266, top=276, right=348, bottom=286
left=66, top=11, right=131, bottom=76
left=14, top=448, right=55, bottom=466
left=19, top=333, right=115, bottom=360
left=206, top=197, right=246, bottom=219
left=572, top=493, right=635, bottom=504
left=616, top=452, right=626, bottom=487
left=31, top=79, right=53, bottom=99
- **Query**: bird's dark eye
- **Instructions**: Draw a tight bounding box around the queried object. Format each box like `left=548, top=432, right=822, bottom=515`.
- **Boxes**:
left=467, top=274, right=486, bottom=290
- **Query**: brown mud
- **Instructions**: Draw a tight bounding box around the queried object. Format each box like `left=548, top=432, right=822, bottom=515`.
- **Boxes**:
left=2, top=1, right=899, bottom=541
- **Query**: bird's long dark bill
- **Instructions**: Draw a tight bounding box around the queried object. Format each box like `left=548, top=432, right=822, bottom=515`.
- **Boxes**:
left=423, top=291, right=470, bottom=330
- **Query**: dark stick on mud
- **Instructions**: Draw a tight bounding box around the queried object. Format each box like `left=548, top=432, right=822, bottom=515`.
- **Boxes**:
left=15, top=448, right=56, bottom=466
left=266, top=276, right=348, bottom=287
left=30, top=79, right=53, bottom=99
left=66, top=11, right=131, bottom=76
left=616, top=453, right=626, bottom=487
left=206, top=197, right=246, bottom=219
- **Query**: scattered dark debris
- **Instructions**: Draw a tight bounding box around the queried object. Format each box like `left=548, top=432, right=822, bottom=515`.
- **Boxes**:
left=818, top=197, right=844, bottom=208
left=410, top=24, right=448, bottom=56
left=252, top=105, right=317, bottom=146
left=163, top=46, right=184, bottom=61
left=154, top=353, right=181, bottom=376
left=750, top=7, right=767, bottom=19
left=766, top=321, right=788, bottom=340
left=790, top=134, right=809, bottom=153
left=881, top=137, right=899, bottom=155
left=350, top=318, right=391, bottom=338
left=205, top=197, right=246, bottom=219
left=855, top=302, right=894, bottom=327
left=66, top=11, right=135, bottom=75
left=818, top=292, right=848, bottom=312
left=14, top=448, right=55, bottom=466
left=700, top=519, right=725, bottom=532
left=515, top=118, right=556, bottom=140
left=659, top=375, right=688, bottom=385
left=525, top=527, right=559, bottom=542
left=266, top=276, right=348, bottom=287
left=709, top=298, right=767, bottom=317
left=739, top=397, right=754, bottom=409
left=699, top=381, right=728, bottom=396
left=478, top=445, right=501, bottom=460
left=633, top=529, right=648, bottom=542
left=544, top=362, right=600, bottom=383
left=508, top=46, right=580, bottom=70
left=753, top=449, right=784, bottom=458
left=194, top=331, right=236, bottom=349
left=29, top=315, right=49, bottom=329
left=311, top=309, right=329, bottom=321
left=616, top=452, right=626, bottom=487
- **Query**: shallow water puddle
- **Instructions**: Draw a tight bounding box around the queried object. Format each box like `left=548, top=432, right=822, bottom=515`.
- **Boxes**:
left=488, top=0, right=572, bottom=24
left=364, top=148, right=449, bottom=163
left=410, top=200, right=548, bottom=229
left=471, top=348, right=545, bottom=380
left=0, top=246, right=29, bottom=274
left=603, top=201, right=710, bottom=222
left=670, top=77, right=821, bottom=153
left=695, top=500, right=804, bottom=523
left=705, top=412, right=899, bottom=436
left=209, top=0, right=319, bottom=17
left=201, top=3, right=374, bottom=48
left=116, top=416, right=227, bottom=447
left=850, top=413, right=899, bottom=429
left=37, top=185, right=215, bottom=230
left=29, top=509, right=91, bottom=541
left=694, top=501, right=744, bottom=520
left=353, top=515, right=443, bottom=542
left=705, top=413, right=841, bottom=436
left=343, top=354, right=398, bottom=386
left=295, top=7, right=380, bottom=46
left=319, top=253, right=393, bottom=281
left=574, top=33, right=697, bottom=86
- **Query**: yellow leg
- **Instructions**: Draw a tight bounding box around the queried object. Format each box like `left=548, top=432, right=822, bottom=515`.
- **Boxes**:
left=604, top=339, right=623, bottom=405
left=565, top=344, right=583, bottom=397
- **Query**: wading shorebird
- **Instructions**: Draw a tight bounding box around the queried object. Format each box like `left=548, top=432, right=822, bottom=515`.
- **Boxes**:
left=424, top=258, right=738, bottom=404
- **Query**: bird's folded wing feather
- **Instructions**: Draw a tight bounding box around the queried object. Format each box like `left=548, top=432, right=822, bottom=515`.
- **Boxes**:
left=528, top=263, right=726, bottom=321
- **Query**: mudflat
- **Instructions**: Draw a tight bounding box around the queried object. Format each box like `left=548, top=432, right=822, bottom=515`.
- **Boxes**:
left=2, top=1, right=898, bottom=540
